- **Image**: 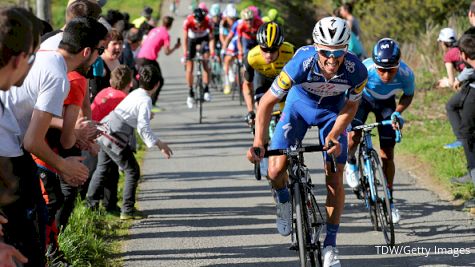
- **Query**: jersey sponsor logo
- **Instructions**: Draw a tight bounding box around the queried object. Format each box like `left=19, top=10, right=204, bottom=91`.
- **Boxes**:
left=300, top=82, right=349, bottom=97
left=277, top=72, right=292, bottom=90
left=345, top=60, right=355, bottom=73
left=303, top=57, right=313, bottom=71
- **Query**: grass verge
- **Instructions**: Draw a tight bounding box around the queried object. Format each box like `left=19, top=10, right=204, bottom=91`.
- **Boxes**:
left=58, top=135, right=147, bottom=267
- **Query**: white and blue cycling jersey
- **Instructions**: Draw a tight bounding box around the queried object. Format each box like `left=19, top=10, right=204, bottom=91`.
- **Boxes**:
left=363, top=58, right=415, bottom=100
left=269, top=45, right=368, bottom=163
left=271, top=45, right=368, bottom=106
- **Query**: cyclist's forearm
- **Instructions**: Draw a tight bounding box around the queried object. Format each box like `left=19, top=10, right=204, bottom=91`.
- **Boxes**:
left=243, top=81, right=254, bottom=112
left=254, top=92, right=279, bottom=146
left=395, top=94, right=413, bottom=113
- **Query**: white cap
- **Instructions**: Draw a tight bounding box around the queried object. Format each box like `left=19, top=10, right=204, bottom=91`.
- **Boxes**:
left=223, top=4, right=237, bottom=18
left=438, top=28, right=457, bottom=43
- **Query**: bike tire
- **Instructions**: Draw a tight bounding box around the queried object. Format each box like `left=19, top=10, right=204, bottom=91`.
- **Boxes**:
left=359, top=151, right=379, bottom=231
left=293, top=183, right=309, bottom=267
left=197, top=82, right=203, bottom=124
left=308, top=192, right=324, bottom=267
left=371, top=150, right=395, bottom=246
left=237, top=64, right=244, bottom=106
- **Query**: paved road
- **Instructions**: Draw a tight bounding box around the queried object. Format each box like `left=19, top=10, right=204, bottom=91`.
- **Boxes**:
left=122, top=1, right=475, bottom=266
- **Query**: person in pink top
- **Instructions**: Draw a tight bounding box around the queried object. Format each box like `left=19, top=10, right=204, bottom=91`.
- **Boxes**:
left=91, top=65, right=132, bottom=122
left=136, top=16, right=181, bottom=106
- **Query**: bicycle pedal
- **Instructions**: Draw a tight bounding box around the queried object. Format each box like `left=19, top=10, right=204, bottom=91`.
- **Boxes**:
left=289, top=244, right=298, bottom=251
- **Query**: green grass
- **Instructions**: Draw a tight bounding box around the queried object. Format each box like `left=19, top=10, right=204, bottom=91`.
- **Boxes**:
left=58, top=134, right=147, bottom=266
left=51, top=0, right=163, bottom=29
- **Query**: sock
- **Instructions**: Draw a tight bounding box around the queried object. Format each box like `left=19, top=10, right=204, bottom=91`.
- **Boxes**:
left=323, top=223, right=339, bottom=247
left=189, top=87, right=194, bottom=97
left=389, top=187, right=394, bottom=203
left=275, top=187, right=289, bottom=203
left=347, top=157, right=356, bottom=165
left=204, top=84, right=209, bottom=93
left=224, top=75, right=229, bottom=85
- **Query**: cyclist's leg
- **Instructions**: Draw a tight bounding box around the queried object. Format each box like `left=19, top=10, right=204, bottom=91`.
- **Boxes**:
left=200, top=37, right=211, bottom=86
left=375, top=97, right=397, bottom=189
left=317, top=104, right=347, bottom=249
left=347, top=97, right=371, bottom=162
left=186, top=37, right=197, bottom=97
left=269, top=89, right=311, bottom=191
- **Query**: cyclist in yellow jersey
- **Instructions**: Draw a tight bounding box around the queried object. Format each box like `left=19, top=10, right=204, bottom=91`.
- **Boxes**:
left=242, top=22, right=294, bottom=125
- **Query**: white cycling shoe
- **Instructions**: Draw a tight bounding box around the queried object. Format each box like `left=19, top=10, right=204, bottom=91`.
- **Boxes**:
left=204, top=92, right=211, bottom=102
left=276, top=201, right=292, bottom=236
left=323, top=246, right=341, bottom=267
left=345, top=162, right=360, bottom=188
left=391, top=204, right=401, bottom=224
left=186, top=96, right=194, bottom=109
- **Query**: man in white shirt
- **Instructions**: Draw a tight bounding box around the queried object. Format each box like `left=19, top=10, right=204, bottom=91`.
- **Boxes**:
left=87, top=65, right=173, bottom=219
left=0, top=7, right=36, bottom=267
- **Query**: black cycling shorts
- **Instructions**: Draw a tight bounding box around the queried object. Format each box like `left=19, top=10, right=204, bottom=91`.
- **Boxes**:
left=186, top=35, right=210, bottom=60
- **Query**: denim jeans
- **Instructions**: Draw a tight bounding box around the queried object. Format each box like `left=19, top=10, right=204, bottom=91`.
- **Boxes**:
left=87, top=145, right=140, bottom=214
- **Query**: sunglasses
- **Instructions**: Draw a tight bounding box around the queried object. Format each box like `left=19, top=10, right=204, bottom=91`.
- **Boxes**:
left=318, top=48, right=347, bottom=58
left=27, top=52, right=36, bottom=65
left=260, top=46, right=278, bottom=53
left=376, top=66, right=399, bottom=73
left=95, top=46, right=105, bottom=55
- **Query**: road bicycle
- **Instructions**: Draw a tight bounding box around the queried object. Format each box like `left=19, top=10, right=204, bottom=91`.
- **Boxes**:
left=255, top=143, right=336, bottom=266
left=350, top=119, right=401, bottom=246
left=209, top=54, right=223, bottom=92
left=192, top=50, right=206, bottom=124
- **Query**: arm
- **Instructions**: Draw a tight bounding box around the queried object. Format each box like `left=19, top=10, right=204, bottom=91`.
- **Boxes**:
left=80, top=86, right=92, bottom=120
left=183, top=29, right=189, bottom=57
left=23, top=110, right=89, bottom=186
left=445, top=62, right=456, bottom=88
left=395, top=94, right=413, bottom=114
left=60, top=104, right=81, bottom=149
left=325, top=100, right=360, bottom=156
left=242, top=56, right=255, bottom=112
left=253, top=90, right=280, bottom=148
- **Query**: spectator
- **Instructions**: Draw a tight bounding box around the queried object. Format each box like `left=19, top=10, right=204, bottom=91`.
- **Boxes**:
left=0, top=7, right=44, bottom=267
left=437, top=28, right=464, bottom=89
left=449, top=28, right=475, bottom=209
left=90, top=29, right=124, bottom=100
left=119, top=28, right=142, bottom=83
left=136, top=16, right=180, bottom=107
left=132, top=6, right=153, bottom=29
left=87, top=65, right=172, bottom=220
left=339, top=3, right=361, bottom=39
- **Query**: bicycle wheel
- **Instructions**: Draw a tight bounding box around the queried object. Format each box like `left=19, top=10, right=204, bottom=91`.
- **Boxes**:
left=359, top=151, right=378, bottom=231
left=237, top=63, right=244, bottom=106
left=293, top=182, right=309, bottom=267
left=307, top=192, right=324, bottom=267
left=197, top=81, right=203, bottom=124
left=370, top=150, right=395, bottom=246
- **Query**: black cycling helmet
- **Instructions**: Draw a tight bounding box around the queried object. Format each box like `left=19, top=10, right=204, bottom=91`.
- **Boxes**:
left=193, top=8, right=207, bottom=23
left=372, top=38, right=401, bottom=68
left=256, top=22, right=284, bottom=49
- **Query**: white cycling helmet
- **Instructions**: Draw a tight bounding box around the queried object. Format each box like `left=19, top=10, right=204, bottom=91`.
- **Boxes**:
left=438, top=28, right=457, bottom=43
left=312, top=16, right=351, bottom=46
left=223, top=4, right=237, bottom=18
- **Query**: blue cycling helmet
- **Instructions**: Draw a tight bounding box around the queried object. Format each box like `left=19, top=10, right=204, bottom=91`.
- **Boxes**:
left=372, top=38, right=401, bottom=68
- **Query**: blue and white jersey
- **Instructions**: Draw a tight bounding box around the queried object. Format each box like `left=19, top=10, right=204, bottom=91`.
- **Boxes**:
left=363, top=58, right=415, bottom=100
left=271, top=45, right=368, bottom=103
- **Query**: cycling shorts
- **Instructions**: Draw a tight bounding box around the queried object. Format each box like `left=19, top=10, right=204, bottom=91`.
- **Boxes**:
left=186, top=35, right=210, bottom=60
left=270, top=88, right=348, bottom=164
left=253, top=72, right=274, bottom=102
left=350, top=95, right=396, bottom=148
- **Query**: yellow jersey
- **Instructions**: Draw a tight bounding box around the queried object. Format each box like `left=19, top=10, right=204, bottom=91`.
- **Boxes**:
left=244, top=42, right=295, bottom=80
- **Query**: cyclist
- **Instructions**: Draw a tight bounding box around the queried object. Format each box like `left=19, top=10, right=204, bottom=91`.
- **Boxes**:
left=183, top=8, right=215, bottom=108
left=247, top=17, right=368, bottom=267
left=221, top=4, right=240, bottom=94
left=242, top=22, right=294, bottom=125
left=346, top=38, right=415, bottom=224
left=209, top=4, right=222, bottom=65
left=237, top=8, right=263, bottom=60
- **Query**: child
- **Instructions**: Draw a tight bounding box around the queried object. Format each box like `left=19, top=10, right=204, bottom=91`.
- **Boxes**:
left=86, top=64, right=172, bottom=219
